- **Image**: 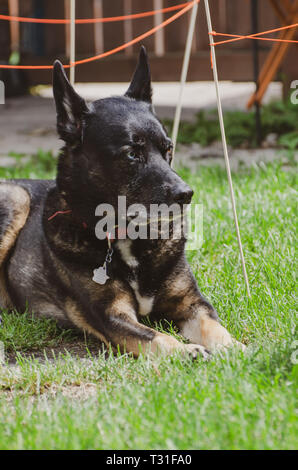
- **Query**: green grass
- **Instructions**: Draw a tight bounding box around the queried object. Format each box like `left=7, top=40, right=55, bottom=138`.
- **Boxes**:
left=0, top=310, right=76, bottom=353
left=0, top=154, right=297, bottom=450
left=0, top=150, right=57, bottom=180
left=164, top=99, right=298, bottom=148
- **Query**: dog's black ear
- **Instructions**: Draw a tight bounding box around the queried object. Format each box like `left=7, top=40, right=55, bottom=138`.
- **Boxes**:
left=125, top=46, right=152, bottom=103
left=53, top=60, right=88, bottom=143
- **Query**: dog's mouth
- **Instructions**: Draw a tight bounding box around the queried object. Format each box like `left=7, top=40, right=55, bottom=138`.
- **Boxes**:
left=127, top=214, right=182, bottom=223
left=125, top=213, right=186, bottom=240
left=126, top=208, right=147, bottom=221
left=126, top=209, right=185, bottom=224
left=98, top=204, right=188, bottom=241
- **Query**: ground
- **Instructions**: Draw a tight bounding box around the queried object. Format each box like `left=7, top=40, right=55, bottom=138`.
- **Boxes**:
left=0, top=149, right=297, bottom=450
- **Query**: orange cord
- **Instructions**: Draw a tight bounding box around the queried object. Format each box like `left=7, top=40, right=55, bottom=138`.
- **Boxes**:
left=0, top=2, right=189, bottom=24
left=210, top=23, right=298, bottom=46
left=0, top=1, right=198, bottom=70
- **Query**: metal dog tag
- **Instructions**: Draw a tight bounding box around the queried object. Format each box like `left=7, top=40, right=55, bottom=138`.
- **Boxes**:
left=93, top=263, right=110, bottom=285
left=93, top=235, right=114, bottom=285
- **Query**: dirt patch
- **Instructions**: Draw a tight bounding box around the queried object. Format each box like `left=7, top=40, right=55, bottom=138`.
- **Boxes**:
left=4, top=337, right=105, bottom=365
left=2, top=382, right=99, bottom=402
left=49, top=382, right=98, bottom=399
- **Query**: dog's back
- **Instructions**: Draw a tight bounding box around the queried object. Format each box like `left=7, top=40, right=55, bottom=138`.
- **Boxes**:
left=0, top=179, right=54, bottom=309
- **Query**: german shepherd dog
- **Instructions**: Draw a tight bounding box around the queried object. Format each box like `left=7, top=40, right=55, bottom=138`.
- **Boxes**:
left=0, top=47, right=244, bottom=358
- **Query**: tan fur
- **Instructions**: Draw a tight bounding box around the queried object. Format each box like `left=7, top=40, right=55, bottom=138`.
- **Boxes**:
left=109, top=294, right=136, bottom=318
left=0, top=184, right=30, bottom=309
left=179, top=308, right=245, bottom=351
left=199, top=314, right=234, bottom=350
left=167, top=273, right=193, bottom=298
left=151, top=332, right=187, bottom=354
left=0, top=267, right=12, bottom=308
left=119, top=329, right=208, bottom=358
left=65, top=298, right=108, bottom=346
left=158, top=271, right=201, bottom=316
left=118, top=331, right=184, bottom=357
left=0, top=185, right=30, bottom=264
left=200, top=315, right=246, bottom=351
left=151, top=333, right=209, bottom=359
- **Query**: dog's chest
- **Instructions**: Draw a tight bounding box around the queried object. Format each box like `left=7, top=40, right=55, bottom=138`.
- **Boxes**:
left=117, top=240, right=154, bottom=317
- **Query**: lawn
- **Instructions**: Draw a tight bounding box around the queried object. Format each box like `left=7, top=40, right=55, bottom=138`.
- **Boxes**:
left=0, top=151, right=297, bottom=450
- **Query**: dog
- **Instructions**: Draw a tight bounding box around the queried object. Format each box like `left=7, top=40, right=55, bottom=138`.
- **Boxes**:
left=0, top=47, right=244, bottom=358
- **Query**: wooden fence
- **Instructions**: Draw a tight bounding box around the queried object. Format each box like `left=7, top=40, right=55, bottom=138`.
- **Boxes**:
left=0, top=0, right=292, bottom=85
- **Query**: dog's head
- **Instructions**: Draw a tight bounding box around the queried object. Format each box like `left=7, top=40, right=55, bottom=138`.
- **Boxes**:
left=53, top=47, right=193, bottom=212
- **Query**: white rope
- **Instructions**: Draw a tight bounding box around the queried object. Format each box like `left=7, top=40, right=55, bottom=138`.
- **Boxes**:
left=70, top=0, right=76, bottom=85
left=203, top=0, right=251, bottom=297
left=171, top=0, right=198, bottom=164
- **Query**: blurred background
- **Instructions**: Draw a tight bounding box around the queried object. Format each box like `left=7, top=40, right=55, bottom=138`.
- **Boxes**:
left=0, top=0, right=297, bottom=169
left=0, top=0, right=296, bottom=86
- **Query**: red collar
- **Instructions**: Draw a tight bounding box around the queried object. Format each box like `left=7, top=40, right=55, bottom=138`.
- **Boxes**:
left=48, top=211, right=127, bottom=239
left=48, top=209, right=72, bottom=221
left=48, top=209, right=88, bottom=229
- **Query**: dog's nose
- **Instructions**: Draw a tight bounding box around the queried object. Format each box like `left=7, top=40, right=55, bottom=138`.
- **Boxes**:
left=173, top=187, right=194, bottom=205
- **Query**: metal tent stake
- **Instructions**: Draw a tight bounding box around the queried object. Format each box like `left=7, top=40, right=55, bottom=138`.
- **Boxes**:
left=204, top=0, right=251, bottom=297
left=70, top=0, right=76, bottom=85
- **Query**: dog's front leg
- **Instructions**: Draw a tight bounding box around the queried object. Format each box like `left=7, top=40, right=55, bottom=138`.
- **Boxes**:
left=87, top=294, right=209, bottom=359
left=177, top=303, right=245, bottom=352
left=98, top=308, right=209, bottom=359
left=157, top=268, right=245, bottom=352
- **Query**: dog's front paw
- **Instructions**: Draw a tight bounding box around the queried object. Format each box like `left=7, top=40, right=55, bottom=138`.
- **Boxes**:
left=185, top=343, right=211, bottom=361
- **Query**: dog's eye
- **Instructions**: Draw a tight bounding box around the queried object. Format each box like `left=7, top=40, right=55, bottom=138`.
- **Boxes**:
left=127, top=150, right=137, bottom=160
left=125, top=147, right=143, bottom=161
